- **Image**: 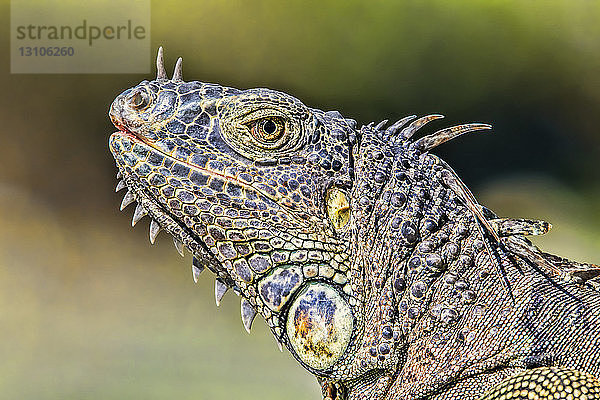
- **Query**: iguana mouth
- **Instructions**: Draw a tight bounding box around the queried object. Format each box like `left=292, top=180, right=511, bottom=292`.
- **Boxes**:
left=109, top=131, right=238, bottom=288
left=109, top=129, right=352, bottom=355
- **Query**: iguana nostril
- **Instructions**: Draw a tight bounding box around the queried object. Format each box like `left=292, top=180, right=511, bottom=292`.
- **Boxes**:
left=127, top=89, right=150, bottom=110
left=109, top=98, right=127, bottom=130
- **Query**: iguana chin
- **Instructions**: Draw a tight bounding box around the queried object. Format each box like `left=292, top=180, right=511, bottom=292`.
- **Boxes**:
left=108, top=48, right=600, bottom=400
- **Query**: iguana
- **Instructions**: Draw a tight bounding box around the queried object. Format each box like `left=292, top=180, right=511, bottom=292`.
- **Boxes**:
left=108, top=48, right=600, bottom=399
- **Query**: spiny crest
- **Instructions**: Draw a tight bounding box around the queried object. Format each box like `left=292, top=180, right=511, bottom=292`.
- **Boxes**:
left=368, top=114, right=497, bottom=237
left=366, top=117, right=600, bottom=293
left=114, top=171, right=272, bottom=338
left=362, top=116, right=513, bottom=297
left=502, top=235, right=600, bottom=288
left=372, top=114, right=492, bottom=150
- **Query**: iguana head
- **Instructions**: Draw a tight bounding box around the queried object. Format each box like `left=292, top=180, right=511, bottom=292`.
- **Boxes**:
left=109, top=48, right=493, bottom=399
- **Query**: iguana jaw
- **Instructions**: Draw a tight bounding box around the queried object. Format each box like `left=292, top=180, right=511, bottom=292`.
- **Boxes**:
left=109, top=121, right=357, bottom=370
left=109, top=131, right=233, bottom=283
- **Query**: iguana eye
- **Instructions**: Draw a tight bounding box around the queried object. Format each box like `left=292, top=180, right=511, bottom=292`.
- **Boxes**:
left=219, top=96, right=306, bottom=158
left=285, top=282, right=354, bottom=371
left=127, top=88, right=151, bottom=110
left=250, top=117, right=285, bottom=142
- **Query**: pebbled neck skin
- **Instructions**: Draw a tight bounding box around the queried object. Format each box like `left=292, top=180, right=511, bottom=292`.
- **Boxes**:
left=108, top=50, right=600, bottom=400
left=336, top=124, right=600, bottom=399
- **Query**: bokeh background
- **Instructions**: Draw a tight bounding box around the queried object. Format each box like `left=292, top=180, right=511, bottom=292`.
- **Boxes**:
left=1, top=1, right=599, bottom=399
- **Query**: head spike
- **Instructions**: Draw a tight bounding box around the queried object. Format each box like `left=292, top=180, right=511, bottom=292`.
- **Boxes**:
left=172, top=57, right=183, bottom=81
left=156, top=47, right=167, bottom=80
left=413, top=123, right=491, bottom=152
left=401, top=114, right=445, bottom=139
left=489, top=218, right=552, bottom=237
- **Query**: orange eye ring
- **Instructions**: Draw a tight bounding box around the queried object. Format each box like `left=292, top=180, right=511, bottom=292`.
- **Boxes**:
left=250, top=117, right=286, bottom=142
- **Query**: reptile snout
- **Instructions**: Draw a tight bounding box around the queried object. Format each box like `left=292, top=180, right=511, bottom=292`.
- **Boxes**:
left=109, top=89, right=130, bottom=131
left=109, top=88, right=148, bottom=134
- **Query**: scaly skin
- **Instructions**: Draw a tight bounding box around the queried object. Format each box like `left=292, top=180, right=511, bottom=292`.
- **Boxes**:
left=108, top=48, right=600, bottom=399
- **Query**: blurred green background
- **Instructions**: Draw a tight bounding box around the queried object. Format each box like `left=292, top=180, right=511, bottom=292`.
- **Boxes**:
left=1, top=0, right=599, bottom=399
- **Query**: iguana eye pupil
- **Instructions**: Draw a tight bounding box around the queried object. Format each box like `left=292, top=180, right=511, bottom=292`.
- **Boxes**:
left=251, top=117, right=285, bottom=142
left=263, top=119, right=277, bottom=134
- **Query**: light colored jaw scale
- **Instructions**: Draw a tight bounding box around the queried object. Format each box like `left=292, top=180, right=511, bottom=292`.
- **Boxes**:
left=240, top=298, right=256, bottom=334
left=120, top=190, right=135, bottom=211
left=191, top=258, right=204, bottom=284
left=115, top=179, right=127, bottom=192
left=214, top=280, right=228, bottom=306
left=131, top=203, right=147, bottom=226
left=173, top=237, right=185, bottom=257
left=273, top=333, right=284, bottom=352
left=149, top=219, right=161, bottom=244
